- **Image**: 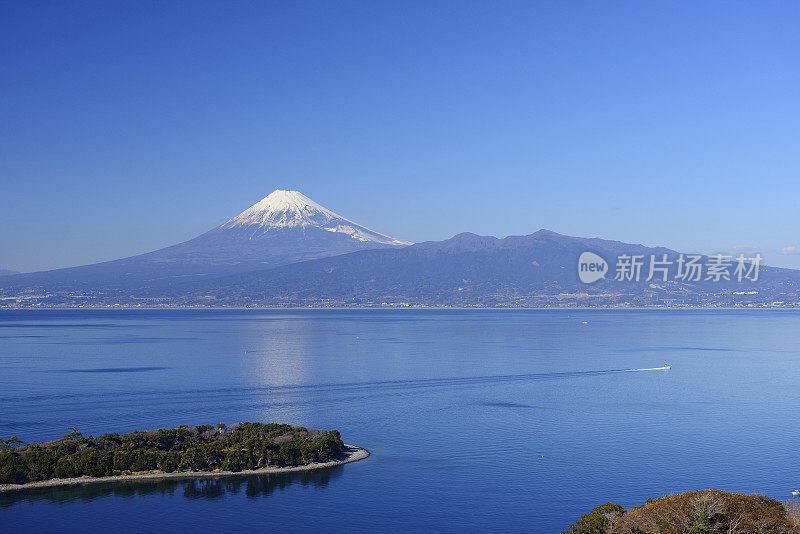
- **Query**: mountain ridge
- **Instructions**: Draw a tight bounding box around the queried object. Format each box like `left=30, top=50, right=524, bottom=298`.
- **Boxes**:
left=153, top=229, right=798, bottom=308
left=2, top=210, right=800, bottom=308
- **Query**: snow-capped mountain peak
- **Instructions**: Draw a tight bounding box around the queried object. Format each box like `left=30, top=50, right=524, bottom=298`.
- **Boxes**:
left=222, top=190, right=410, bottom=245
left=225, top=190, right=340, bottom=229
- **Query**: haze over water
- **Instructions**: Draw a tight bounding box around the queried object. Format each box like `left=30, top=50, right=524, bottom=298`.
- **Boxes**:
left=2, top=309, right=799, bottom=532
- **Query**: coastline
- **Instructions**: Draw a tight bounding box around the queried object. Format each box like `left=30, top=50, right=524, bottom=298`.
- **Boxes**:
left=0, top=444, right=368, bottom=493
left=2, top=306, right=800, bottom=312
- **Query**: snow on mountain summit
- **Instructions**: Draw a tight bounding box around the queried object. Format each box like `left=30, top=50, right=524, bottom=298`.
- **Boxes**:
left=223, top=190, right=410, bottom=245
left=224, top=190, right=340, bottom=229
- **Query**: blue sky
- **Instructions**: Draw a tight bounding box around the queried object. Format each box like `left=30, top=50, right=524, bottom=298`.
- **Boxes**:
left=2, top=1, right=799, bottom=272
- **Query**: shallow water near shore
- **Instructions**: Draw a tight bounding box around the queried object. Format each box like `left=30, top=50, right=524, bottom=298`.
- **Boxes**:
left=2, top=309, right=800, bottom=532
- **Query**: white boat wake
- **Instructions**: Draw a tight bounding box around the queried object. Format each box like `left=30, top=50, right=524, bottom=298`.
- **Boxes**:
left=627, top=365, right=672, bottom=372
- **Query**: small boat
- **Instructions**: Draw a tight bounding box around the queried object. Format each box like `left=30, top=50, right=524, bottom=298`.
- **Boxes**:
left=663, top=364, right=671, bottom=370
left=792, top=489, right=800, bottom=497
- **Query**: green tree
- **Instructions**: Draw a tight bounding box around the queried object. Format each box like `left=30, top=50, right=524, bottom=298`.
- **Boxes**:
left=0, top=435, right=23, bottom=451
left=0, top=450, right=28, bottom=484
left=22, top=445, right=57, bottom=481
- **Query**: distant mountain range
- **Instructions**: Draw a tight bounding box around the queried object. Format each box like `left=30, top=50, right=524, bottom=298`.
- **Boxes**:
left=167, top=230, right=800, bottom=307
left=2, top=191, right=799, bottom=308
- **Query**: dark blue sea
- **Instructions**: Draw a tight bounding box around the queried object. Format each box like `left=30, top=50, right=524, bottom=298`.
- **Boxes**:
left=2, top=309, right=799, bottom=532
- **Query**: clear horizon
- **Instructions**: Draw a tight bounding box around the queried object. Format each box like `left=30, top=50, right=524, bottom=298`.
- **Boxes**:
left=2, top=1, right=799, bottom=272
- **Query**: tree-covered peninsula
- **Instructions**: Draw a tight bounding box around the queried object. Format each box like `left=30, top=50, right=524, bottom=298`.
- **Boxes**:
left=0, top=423, right=351, bottom=486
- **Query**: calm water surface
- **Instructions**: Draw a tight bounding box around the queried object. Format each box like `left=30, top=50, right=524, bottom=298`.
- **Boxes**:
left=1, top=309, right=799, bottom=532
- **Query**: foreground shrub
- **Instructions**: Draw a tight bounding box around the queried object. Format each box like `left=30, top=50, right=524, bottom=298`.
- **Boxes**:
left=565, top=489, right=800, bottom=533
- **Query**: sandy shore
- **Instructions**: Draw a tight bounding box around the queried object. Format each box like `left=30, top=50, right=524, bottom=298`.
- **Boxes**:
left=0, top=444, right=369, bottom=493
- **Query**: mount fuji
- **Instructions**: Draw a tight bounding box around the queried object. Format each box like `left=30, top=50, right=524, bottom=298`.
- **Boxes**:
left=153, top=189, right=409, bottom=271
left=222, top=190, right=407, bottom=245
left=0, top=190, right=409, bottom=293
